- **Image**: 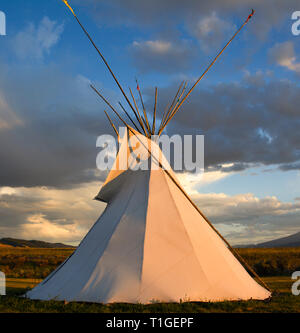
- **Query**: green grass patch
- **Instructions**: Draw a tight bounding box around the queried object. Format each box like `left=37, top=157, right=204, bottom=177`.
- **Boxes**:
left=0, top=276, right=299, bottom=313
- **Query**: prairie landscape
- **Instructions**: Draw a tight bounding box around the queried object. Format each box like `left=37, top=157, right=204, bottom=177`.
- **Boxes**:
left=0, top=247, right=299, bottom=313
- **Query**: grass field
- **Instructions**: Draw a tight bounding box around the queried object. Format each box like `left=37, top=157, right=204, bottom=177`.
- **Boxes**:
left=0, top=247, right=300, bottom=313
left=0, top=247, right=74, bottom=279
left=1, top=247, right=300, bottom=278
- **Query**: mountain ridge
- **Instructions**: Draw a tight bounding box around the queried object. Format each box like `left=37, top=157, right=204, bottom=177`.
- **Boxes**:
left=2, top=232, right=300, bottom=249
left=237, top=231, right=300, bottom=248
left=0, top=237, right=75, bottom=248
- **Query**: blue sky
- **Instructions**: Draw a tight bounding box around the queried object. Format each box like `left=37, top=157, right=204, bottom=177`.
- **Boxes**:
left=0, top=0, right=300, bottom=245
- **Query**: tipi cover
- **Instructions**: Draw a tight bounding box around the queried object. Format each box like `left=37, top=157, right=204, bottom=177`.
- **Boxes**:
left=26, top=129, right=271, bottom=303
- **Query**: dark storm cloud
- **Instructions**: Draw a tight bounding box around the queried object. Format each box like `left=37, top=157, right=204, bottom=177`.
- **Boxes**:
left=279, top=162, right=300, bottom=171
left=208, top=163, right=252, bottom=173
left=0, top=64, right=118, bottom=188
left=146, top=72, right=300, bottom=171
left=1, top=63, right=299, bottom=189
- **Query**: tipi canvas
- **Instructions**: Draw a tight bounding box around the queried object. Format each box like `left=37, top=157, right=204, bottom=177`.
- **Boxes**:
left=26, top=129, right=271, bottom=303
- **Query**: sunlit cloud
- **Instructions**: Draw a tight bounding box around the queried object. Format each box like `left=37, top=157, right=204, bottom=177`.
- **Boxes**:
left=269, top=41, right=300, bottom=74
left=0, top=182, right=106, bottom=245
left=130, top=39, right=195, bottom=73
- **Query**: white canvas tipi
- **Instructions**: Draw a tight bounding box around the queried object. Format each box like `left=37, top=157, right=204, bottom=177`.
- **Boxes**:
left=27, top=3, right=270, bottom=303
left=26, top=129, right=271, bottom=303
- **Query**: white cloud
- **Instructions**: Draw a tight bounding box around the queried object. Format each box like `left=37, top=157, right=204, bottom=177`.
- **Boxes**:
left=13, top=17, right=64, bottom=60
left=0, top=182, right=106, bottom=245
left=177, top=167, right=232, bottom=193
left=187, top=12, right=235, bottom=52
left=269, top=41, right=300, bottom=74
left=130, top=39, right=195, bottom=73
left=0, top=180, right=299, bottom=246
left=193, top=192, right=300, bottom=220
left=133, top=40, right=172, bottom=55
left=0, top=187, right=17, bottom=196
left=21, top=213, right=82, bottom=243
left=191, top=191, right=300, bottom=244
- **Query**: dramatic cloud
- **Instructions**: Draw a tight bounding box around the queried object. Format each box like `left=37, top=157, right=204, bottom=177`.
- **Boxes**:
left=128, top=12, right=234, bottom=73
left=0, top=183, right=105, bottom=245
left=13, top=17, right=64, bottom=60
left=75, top=0, right=299, bottom=40
left=269, top=41, right=300, bottom=74
left=279, top=162, right=300, bottom=171
left=1, top=61, right=299, bottom=190
left=1, top=182, right=299, bottom=245
left=191, top=191, right=300, bottom=244
left=130, top=39, right=195, bottom=73
left=0, top=63, right=117, bottom=188
left=154, top=72, right=300, bottom=171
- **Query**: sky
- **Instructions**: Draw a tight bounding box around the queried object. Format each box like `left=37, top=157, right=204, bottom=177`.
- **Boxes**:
left=0, top=0, right=300, bottom=246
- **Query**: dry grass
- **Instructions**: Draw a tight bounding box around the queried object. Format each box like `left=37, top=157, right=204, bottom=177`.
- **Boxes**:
left=0, top=247, right=74, bottom=279
left=1, top=247, right=300, bottom=279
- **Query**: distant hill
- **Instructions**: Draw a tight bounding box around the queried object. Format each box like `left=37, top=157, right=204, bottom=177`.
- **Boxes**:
left=0, top=243, right=13, bottom=248
left=238, top=232, right=300, bottom=248
left=0, top=238, right=75, bottom=248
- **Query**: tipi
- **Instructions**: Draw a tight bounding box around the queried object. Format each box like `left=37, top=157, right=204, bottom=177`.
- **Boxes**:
left=26, top=3, right=270, bottom=303
left=27, top=128, right=270, bottom=303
